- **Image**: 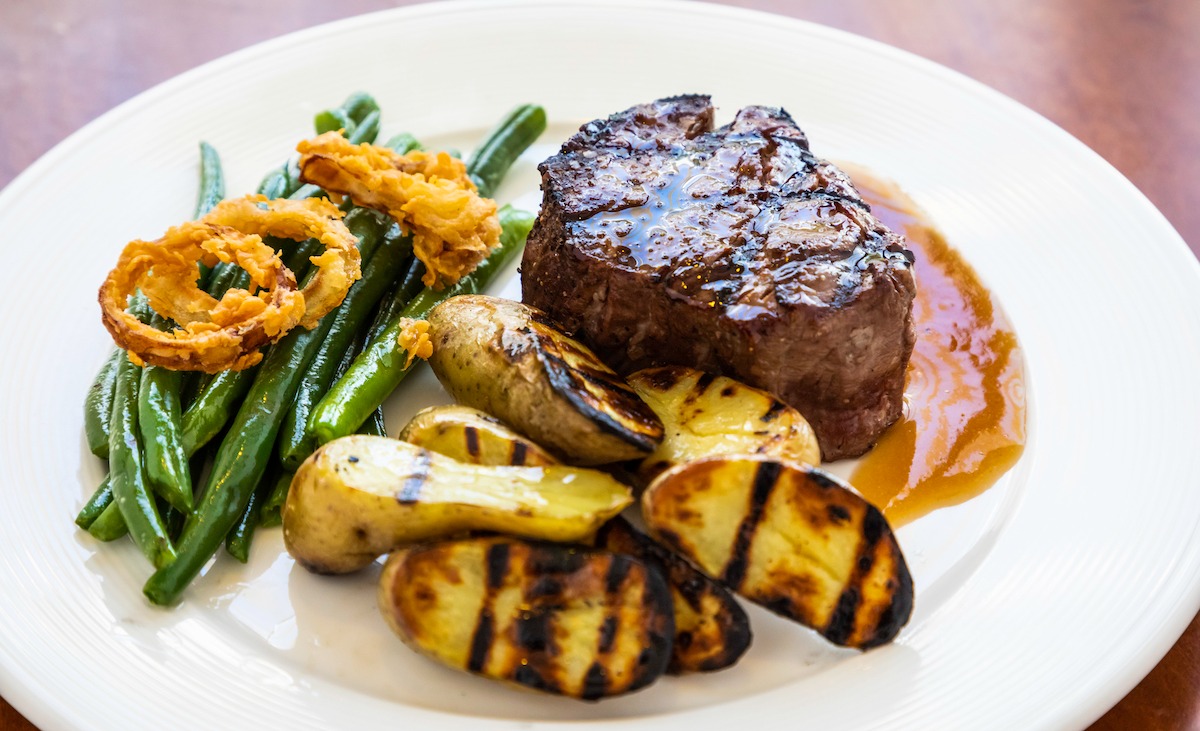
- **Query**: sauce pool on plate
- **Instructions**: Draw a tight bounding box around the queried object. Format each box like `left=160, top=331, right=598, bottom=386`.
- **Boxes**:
left=843, top=168, right=1026, bottom=526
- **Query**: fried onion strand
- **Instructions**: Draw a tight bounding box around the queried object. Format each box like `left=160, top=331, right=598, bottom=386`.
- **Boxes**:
left=296, top=132, right=500, bottom=289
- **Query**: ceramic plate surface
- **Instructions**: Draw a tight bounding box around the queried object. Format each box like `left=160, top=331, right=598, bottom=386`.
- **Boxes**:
left=1, top=1, right=1198, bottom=729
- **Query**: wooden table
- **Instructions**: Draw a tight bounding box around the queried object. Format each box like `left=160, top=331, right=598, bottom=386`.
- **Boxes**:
left=0, top=1, right=1196, bottom=728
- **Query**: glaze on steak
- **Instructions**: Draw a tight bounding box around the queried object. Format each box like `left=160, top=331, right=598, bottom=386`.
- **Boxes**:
left=521, top=95, right=916, bottom=460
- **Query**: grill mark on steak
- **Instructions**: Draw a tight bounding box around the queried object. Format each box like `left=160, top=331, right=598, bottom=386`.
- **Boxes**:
left=522, top=95, right=916, bottom=459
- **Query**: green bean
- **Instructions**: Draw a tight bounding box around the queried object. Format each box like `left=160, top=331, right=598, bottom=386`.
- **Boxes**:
left=180, top=370, right=254, bottom=457
left=109, top=354, right=176, bottom=568
left=75, top=475, right=114, bottom=530
left=351, top=264, right=424, bottom=440
left=138, top=344, right=192, bottom=512
left=383, top=132, right=423, bottom=155
left=195, top=141, right=225, bottom=219
left=84, top=350, right=121, bottom=459
left=86, top=489, right=128, bottom=542
left=314, top=92, right=380, bottom=137
left=307, top=206, right=535, bottom=444
left=350, top=255, right=424, bottom=440
left=356, top=406, right=388, bottom=437
left=202, top=258, right=242, bottom=298
left=277, top=213, right=408, bottom=470
left=364, top=256, right=426, bottom=350
left=258, top=167, right=288, bottom=200
left=341, top=92, right=379, bottom=125
left=143, top=137, right=215, bottom=512
left=314, top=109, right=350, bottom=136
left=314, top=109, right=353, bottom=136
left=143, top=220, right=378, bottom=605
left=466, top=104, right=547, bottom=197
left=225, top=464, right=277, bottom=563
left=337, top=318, right=387, bottom=437
left=282, top=157, right=303, bottom=196
left=288, top=183, right=325, bottom=201
left=82, top=297, right=153, bottom=528
left=258, top=470, right=294, bottom=528
left=346, top=109, right=380, bottom=145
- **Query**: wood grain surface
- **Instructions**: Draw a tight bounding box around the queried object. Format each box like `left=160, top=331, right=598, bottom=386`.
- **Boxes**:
left=1, top=1, right=1197, bottom=729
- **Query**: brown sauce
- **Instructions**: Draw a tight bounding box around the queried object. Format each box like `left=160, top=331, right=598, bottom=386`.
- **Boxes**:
left=843, top=167, right=1026, bottom=526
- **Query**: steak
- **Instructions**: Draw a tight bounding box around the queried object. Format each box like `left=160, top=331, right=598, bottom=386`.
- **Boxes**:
left=521, top=95, right=916, bottom=460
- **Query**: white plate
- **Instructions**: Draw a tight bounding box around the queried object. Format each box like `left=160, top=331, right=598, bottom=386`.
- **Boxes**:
left=1, top=1, right=1198, bottom=729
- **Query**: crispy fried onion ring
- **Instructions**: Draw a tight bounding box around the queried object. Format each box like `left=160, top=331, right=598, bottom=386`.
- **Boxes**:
left=98, top=195, right=360, bottom=372
left=296, top=132, right=500, bottom=289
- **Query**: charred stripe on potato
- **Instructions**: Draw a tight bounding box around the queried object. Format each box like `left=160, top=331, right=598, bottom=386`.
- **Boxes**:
left=628, top=366, right=820, bottom=484
left=378, top=537, right=675, bottom=699
left=426, top=295, right=664, bottom=465
left=399, top=404, right=557, bottom=467
left=642, top=455, right=913, bottom=650
left=597, top=517, right=752, bottom=673
left=531, top=311, right=659, bottom=452
left=464, top=425, right=481, bottom=459
left=397, top=449, right=432, bottom=504
left=721, top=460, right=781, bottom=588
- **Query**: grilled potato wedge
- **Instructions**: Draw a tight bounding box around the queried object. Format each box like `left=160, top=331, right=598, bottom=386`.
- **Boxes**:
left=283, top=435, right=632, bottom=574
left=628, top=366, right=821, bottom=484
left=399, top=404, right=557, bottom=467
left=642, top=456, right=913, bottom=650
left=408, top=408, right=751, bottom=673
left=597, top=517, right=751, bottom=673
left=426, top=295, right=663, bottom=465
left=378, top=537, right=674, bottom=699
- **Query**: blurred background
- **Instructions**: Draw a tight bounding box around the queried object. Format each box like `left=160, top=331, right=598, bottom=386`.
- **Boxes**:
left=0, top=1, right=1197, bottom=729
left=1, top=0, right=1196, bottom=258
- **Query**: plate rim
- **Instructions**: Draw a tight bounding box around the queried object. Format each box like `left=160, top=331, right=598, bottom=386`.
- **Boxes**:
left=1, top=1, right=1198, bottom=729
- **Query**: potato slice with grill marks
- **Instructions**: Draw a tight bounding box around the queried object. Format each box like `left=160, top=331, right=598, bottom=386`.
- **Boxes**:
left=378, top=537, right=674, bottom=699
left=401, top=405, right=748, bottom=672
left=642, top=456, right=912, bottom=649
left=283, top=435, right=631, bottom=574
left=426, top=295, right=663, bottom=465
left=629, top=366, right=821, bottom=484
left=399, top=404, right=557, bottom=467
left=597, top=517, right=751, bottom=673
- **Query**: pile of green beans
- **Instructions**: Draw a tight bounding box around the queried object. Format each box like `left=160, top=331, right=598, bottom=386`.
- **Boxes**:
left=77, top=94, right=380, bottom=541
left=77, top=94, right=547, bottom=606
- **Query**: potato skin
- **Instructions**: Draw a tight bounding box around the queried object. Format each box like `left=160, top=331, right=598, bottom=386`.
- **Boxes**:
left=642, top=455, right=913, bottom=650
left=399, top=404, right=557, bottom=467
left=283, top=435, right=631, bottom=574
left=596, top=517, right=751, bottom=673
left=378, top=537, right=675, bottom=699
left=426, top=295, right=663, bottom=465
left=628, top=366, right=821, bottom=484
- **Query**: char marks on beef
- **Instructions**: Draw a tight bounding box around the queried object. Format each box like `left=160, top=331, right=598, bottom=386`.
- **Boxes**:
left=521, top=95, right=916, bottom=460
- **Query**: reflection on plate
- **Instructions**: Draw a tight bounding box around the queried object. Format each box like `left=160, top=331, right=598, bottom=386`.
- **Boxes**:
left=0, top=1, right=1198, bottom=729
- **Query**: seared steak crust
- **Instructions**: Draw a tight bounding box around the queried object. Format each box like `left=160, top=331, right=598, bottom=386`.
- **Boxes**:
left=521, top=95, right=916, bottom=459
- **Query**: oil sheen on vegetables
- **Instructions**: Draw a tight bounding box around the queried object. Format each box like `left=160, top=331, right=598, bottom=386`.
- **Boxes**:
left=845, top=168, right=1026, bottom=526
